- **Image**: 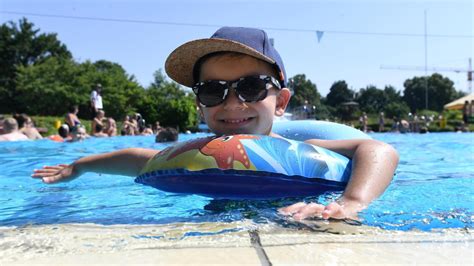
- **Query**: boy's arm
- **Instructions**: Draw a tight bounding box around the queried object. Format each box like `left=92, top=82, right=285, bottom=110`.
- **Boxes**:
left=32, top=148, right=159, bottom=184
left=280, top=139, right=399, bottom=220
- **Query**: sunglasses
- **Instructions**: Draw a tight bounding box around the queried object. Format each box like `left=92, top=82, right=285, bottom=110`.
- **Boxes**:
left=192, top=75, right=282, bottom=107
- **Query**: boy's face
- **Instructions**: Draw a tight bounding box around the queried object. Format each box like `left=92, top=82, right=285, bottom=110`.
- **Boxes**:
left=198, top=54, right=290, bottom=136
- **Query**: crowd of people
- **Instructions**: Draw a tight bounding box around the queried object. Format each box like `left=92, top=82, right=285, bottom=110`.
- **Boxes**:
left=0, top=84, right=179, bottom=143
left=0, top=111, right=179, bottom=143
left=355, top=107, right=472, bottom=134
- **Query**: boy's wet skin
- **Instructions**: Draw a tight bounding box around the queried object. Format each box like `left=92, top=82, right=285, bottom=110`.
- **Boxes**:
left=198, top=54, right=290, bottom=136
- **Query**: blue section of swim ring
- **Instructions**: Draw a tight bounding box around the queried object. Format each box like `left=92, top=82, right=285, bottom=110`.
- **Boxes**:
left=273, top=120, right=371, bottom=141
left=136, top=168, right=347, bottom=200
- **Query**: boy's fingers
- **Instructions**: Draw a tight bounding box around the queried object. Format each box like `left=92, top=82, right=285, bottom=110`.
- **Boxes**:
left=293, top=203, right=325, bottom=220
left=42, top=165, right=65, bottom=170
left=322, top=202, right=345, bottom=220
left=278, top=202, right=307, bottom=215
left=32, top=169, right=59, bottom=176
left=43, top=175, right=62, bottom=184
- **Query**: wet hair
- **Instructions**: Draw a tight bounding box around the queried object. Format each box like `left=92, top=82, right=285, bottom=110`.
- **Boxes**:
left=192, top=51, right=279, bottom=84
left=71, top=124, right=85, bottom=134
left=14, top=113, right=29, bottom=128
left=58, top=124, right=69, bottom=138
left=3, top=118, right=19, bottom=132
left=68, top=105, right=78, bottom=113
left=155, top=127, right=179, bottom=143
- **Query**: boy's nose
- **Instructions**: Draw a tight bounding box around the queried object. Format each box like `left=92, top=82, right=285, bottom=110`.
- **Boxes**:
left=223, top=88, right=246, bottom=109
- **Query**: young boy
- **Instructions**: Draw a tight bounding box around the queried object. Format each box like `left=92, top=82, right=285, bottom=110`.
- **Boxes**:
left=32, top=27, right=398, bottom=220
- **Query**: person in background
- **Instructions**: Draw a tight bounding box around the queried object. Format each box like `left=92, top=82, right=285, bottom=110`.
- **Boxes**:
left=90, top=84, right=103, bottom=119
left=470, top=100, right=474, bottom=118
left=399, top=119, right=410, bottom=133
left=0, top=118, right=29, bottom=141
left=378, top=112, right=385, bottom=132
left=153, top=121, right=163, bottom=134
left=0, top=115, right=5, bottom=134
left=69, top=125, right=88, bottom=142
left=91, top=110, right=108, bottom=137
left=104, top=117, right=117, bottom=137
left=65, top=105, right=82, bottom=131
left=131, top=114, right=140, bottom=135
left=141, top=124, right=154, bottom=136
left=135, top=113, right=146, bottom=134
left=48, top=124, right=71, bottom=142
left=155, top=127, right=179, bottom=142
left=462, top=100, right=469, bottom=126
left=411, top=113, right=420, bottom=133
left=121, top=115, right=136, bottom=136
left=15, top=114, right=43, bottom=140
left=359, top=112, right=368, bottom=132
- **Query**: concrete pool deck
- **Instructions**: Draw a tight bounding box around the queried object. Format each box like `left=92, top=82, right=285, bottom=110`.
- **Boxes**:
left=1, top=221, right=472, bottom=265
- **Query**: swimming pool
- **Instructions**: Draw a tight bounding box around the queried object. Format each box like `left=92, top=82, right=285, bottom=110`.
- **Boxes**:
left=0, top=132, right=472, bottom=231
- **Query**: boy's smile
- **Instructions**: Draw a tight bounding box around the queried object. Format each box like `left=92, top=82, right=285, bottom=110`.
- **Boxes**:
left=198, top=54, right=290, bottom=136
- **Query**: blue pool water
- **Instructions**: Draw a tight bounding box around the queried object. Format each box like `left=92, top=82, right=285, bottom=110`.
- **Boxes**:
left=0, top=132, right=472, bottom=231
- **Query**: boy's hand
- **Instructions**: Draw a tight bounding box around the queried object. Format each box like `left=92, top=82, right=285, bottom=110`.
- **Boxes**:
left=278, top=199, right=364, bottom=220
left=31, top=164, right=78, bottom=184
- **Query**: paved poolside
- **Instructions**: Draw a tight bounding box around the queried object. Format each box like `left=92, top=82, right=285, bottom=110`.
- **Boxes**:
left=1, top=221, right=472, bottom=265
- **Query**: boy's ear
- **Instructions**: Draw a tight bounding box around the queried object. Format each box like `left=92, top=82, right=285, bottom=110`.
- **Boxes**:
left=275, top=88, right=291, bottom=117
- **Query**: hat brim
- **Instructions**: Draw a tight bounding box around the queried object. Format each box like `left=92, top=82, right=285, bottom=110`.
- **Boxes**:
left=165, top=38, right=276, bottom=88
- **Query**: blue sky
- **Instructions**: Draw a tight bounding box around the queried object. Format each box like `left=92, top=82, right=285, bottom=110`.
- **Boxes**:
left=1, top=0, right=472, bottom=96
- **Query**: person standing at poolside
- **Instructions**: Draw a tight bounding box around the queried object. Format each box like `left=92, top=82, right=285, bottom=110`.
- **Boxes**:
left=378, top=112, right=385, bottom=132
left=359, top=112, right=368, bottom=132
left=0, top=118, right=29, bottom=141
left=462, top=100, right=469, bottom=126
left=90, top=83, right=103, bottom=119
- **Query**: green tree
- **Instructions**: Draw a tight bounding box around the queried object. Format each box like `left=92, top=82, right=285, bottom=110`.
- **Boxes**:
left=403, top=73, right=458, bottom=112
left=384, top=85, right=403, bottom=102
left=0, top=18, right=72, bottom=113
left=288, top=74, right=321, bottom=109
left=357, top=85, right=387, bottom=113
left=324, top=80, right=356, bottom=121
left=16, top=58, right=144, bottom=119
left=16, top=57, right=84, bottom=115
left=325, top=80, right=355, bottom=107
left=140, top=70, right=197, bottom=131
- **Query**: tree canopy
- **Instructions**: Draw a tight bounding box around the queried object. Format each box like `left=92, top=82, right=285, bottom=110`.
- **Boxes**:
left=0, top=18, right=72, bottom=113
left=325, top=80, right=355, bottom=107
left=403, top=73, right=459, bottom=112
left=288, top=74, right=321, bottom=109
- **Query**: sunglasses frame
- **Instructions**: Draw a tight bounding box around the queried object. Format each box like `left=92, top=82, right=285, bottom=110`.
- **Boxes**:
left=192, top=75, right=282, bottom=107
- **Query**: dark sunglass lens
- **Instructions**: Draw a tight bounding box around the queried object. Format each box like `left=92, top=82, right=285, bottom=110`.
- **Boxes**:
left=236, top=77, right=268, bottom=102
left=197, top=81, right=227, bottom=106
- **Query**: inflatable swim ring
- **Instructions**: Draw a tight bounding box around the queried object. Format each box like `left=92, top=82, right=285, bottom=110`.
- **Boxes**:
left=136, top=121, right=368, bottom=199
